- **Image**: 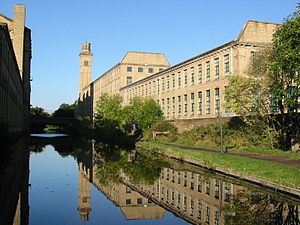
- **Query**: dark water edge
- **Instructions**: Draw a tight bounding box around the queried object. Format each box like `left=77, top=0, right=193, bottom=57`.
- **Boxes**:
left=0, top=135, right=299, bottom=225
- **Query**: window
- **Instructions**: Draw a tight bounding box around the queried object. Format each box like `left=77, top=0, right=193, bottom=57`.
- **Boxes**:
left=198, top=64, right=202, bottom=84
left=126, top=199, right=131, bottom=205
left=214, top=58, right=219, bottom=80
left=167, top=98, right=170, bottom=117
left=198, top=91, right=202, bottom=115
left=127, top=76, right=132, bottom=85
left=178, top=96, right=181, bottom=116
left=206, top=61, right=210, bottom=82
left=127, top=67, right=132, bottom=72
left=214, top=207, right=220, bottom=225
left=224, top=54, right=230, bottom=75
left=126, top=186, right=132, bottom=193
left=178, top=72, right=181, bottom=88
left=205, top=204, right=210, bottom=223
left=184, top=69, right=188, bottom=87
left=157, top=79, right=160, bottom=93
left=137, top=198, right=142, bottom=204
left=197, top=200, right=202, bottom=219
left=162, top=99, right=165, bottom=115
left=205, top=179, right=210, bottom=195
left=172, top=97, right=175, bottom=117
left=167, top=76, right=170, bottom=90
left=153, top=81, right=156, bottom=94
left=198, top=175, right=203, bottom=192
left=172, top=74, right=175, bottom=89
left=191, top=199, right=195, bottom=216
left=214, top=179, right=220, bottom=199
left=178, top=193, right=181, bottom=206
left=190, top=67, right=195, bottom=85
left=191, top=93, right=195, bottom=115
left=148, top=67, right=154, bottom=73
left=184, top=94, right=188, bottom=116
left=162, top=77, right=165, bottom=91
left=138, top=67, right=143, bottom=72
left=206, top=90, right=211, bottom=114
left=215, top=88, right=220, bottom=115
left=178, top=171, right=181, bottom=184
left=159, top=68, right=164, bottom=71
left=84, top=60, right=89, bottom=66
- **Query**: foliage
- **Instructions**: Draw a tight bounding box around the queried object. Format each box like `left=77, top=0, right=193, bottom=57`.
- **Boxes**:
left=94, top=95, right=163, bottom=145
left=30, top=106, right=50, bottom=118
left=52, top=103, right=76, bottom=118
left=144, top=121, right=179, bottom=141
left=223, top=190, right=300, bottom=225
left=124, top=97, right=164, bottom=133
left=225, top=5, right=300, bottom=150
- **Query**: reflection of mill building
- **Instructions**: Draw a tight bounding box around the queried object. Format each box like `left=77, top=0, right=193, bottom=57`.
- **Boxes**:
left=124, top=167, right=241, bottom=225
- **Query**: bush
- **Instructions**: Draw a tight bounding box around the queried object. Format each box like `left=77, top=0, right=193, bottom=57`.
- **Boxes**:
left=144, top=121, right=178, bottom=141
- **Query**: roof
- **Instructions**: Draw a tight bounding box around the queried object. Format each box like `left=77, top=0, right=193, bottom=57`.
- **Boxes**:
left=236, top=20, right=280, bottom=44
left=121, top=51, right=170, bottom=66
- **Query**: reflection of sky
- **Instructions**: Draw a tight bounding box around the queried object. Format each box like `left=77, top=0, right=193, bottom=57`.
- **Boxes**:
left=29, top=145, right=189, bottom=225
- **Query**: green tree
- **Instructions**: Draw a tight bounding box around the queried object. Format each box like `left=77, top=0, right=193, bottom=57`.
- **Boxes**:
left=225, top=5, right=300, bottom=150
left=30, top=106, right=50, bottom=118
left=125, top=97, right=163, bottom=133
left=94, top=94, right=125, bottom=130
left=52, top=103, right=76, bottom=118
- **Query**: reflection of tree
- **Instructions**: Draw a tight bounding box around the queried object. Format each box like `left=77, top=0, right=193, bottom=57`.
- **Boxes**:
left=223, top=189, right=299, bottom=225
left=29, top=144, right=46, bottom=153
left=93, top=143, right=170, bottom=186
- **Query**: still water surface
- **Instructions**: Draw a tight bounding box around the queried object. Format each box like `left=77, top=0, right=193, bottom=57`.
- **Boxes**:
left=0, top=135, right=299, bottom=225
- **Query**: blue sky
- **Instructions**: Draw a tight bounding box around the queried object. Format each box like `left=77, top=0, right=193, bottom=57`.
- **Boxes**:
left=0, top=0, right=298, bottom=112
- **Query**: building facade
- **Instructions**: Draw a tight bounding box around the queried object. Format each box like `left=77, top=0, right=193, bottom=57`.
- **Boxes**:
left=79, top=20, right=279, bottom=128
left=0, top=4, right=31, bottom=133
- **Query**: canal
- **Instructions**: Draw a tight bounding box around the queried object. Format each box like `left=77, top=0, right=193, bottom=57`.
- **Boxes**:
left=0, top=135, right=299, bottom=225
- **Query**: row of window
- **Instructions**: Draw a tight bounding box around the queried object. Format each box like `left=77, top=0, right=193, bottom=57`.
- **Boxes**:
left=125, top=54, right=230, bottom=93
left=127, top=66, right=164, bottom=73
left=158, top=89, right=221, bottom=117
left=157, top=183, right=221, bottom=224
left=161, top=169, right=231, bottom=201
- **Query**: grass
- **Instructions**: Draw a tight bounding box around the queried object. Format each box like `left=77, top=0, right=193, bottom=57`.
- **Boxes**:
left=138, top=141, right=300, bottom=189
left=162, top=138, right=300, bottom=159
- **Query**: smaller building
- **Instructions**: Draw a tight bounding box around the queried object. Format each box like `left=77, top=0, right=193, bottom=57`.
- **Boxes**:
left=78, top=45, right=170, bottom=118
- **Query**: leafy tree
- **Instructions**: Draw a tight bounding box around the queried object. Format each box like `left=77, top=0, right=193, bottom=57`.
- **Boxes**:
left=94, top=94, right=124, bottom=130
left=52, top=103, right=76, bottom=118
left=30, top=106, right=50, bottom=118
left=125, top=97, right=163, bottom=133
left=225, top=5, right=300, bottom=150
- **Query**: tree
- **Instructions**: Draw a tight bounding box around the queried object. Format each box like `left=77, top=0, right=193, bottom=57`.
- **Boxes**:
left=94, top=94, right=125, bottom=130
left=52, top=103, right=76, bottom=118
left=225, top=5, right=300, bottom=150
left=30, top=106, right=50, bottom=118
left=125, top=97, right=164, bottom=133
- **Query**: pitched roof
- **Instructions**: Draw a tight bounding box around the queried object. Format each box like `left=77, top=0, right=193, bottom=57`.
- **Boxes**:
left=121, top=51, right=169, bottom=66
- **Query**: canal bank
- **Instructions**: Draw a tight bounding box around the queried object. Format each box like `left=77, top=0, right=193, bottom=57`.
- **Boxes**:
left=138, top=141, right=300, bottom=199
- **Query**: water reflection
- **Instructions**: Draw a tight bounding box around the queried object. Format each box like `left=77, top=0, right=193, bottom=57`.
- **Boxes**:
left=1, top=136, right=299, bottom=225
left=0, top=137, right=29, bottom=225
left=77, top=142, right=300, bottom=225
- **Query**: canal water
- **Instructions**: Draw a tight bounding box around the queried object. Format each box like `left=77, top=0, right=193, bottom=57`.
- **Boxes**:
left=0, top=135, right=299, bottom=225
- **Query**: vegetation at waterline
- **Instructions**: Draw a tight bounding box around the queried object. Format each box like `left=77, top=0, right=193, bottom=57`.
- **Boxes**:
left=225, top=5, right=300, bottom=150
left=139, top=141, right=300, bottom=188
left=223, top=189, right=300, bottom=225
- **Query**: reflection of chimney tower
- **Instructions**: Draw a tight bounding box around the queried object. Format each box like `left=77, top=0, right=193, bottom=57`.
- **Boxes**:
left=77, top=162, right=92, bottom=221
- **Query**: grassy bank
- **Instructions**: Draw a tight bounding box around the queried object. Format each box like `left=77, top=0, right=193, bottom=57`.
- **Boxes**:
left=138, top=141, right=300, bottom=189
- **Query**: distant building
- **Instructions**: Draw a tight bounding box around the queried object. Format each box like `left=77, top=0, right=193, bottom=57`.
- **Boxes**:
left=78, top=21, right=279, bottom=129
left=0, top=4, right=31, bottom=133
